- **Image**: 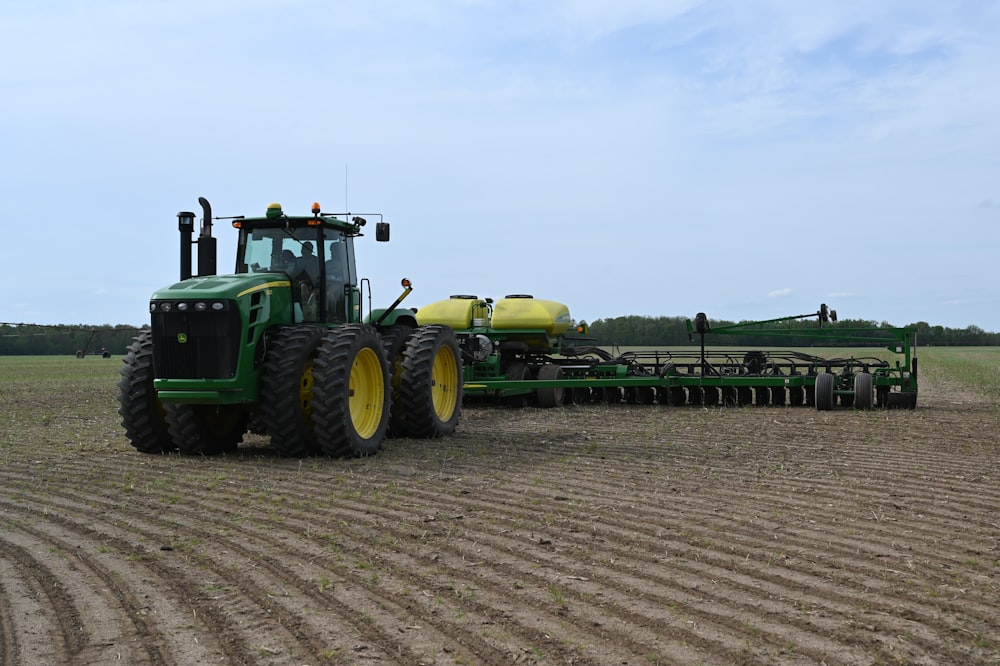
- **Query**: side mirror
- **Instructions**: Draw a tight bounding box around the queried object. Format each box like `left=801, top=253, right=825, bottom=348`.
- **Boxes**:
left=376, top=222, right=390, bottom=242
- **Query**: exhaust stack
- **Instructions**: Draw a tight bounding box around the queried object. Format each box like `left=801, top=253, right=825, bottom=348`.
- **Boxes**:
left=178, top=211, right=195, bottom=280
left=196, top=196, right=217, bottom=277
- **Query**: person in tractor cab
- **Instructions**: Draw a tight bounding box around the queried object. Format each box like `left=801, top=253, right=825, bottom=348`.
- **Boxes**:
left=295, top=242, right=320, bottom=281
left=274, top=249, right=296, bottom=273
left=286, top=242, right=320, bottom=321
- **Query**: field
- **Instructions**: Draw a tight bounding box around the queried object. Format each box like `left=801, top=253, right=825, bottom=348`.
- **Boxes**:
left=1, top=348, right=999, bottom=665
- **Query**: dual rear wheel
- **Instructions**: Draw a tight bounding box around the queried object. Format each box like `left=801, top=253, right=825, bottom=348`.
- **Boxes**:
left=814, top=372, right=875, bottom=411
left=262, top=323, right=462, bottom=457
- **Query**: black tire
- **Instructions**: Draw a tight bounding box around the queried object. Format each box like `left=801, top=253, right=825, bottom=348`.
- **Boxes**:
left=117, top=331, right=175, bottom=454
left=246, top=411, right=267, bottom=436
left=259, top=326, right=326, bottom=456
left=625, top=379, right=656, bottom=405
left=656, top=386, right=684, bottom=406
left=876, top=387, right=889, bottom=408
left=596, top=386, right=622, bottom=404
left=502, top=363, right=532, bottom=408
left=568, top=387, right=591, bottom=405
left=388, top=324, right=462, bottom=437
left=165, top=403, right=247, bottom=455
left=815, top=372, right=835, bottom=411
left=535, top=364, right=564, bottom=408
left=854, top=373, right=874, bottom=410
left=312, top=324, right=391, bottom=457
left=380, top=324, right=414, bottom=438
left=380, top=324, right=414, bottom=367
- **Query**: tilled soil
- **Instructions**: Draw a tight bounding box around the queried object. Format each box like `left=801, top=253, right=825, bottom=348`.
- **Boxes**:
left=0, top=362, right=998, bottom=665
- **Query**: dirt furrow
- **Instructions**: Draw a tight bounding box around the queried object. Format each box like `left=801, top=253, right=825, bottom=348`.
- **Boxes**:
left=3, top=356, right=999, bottom=665
left=3, top=474, right=548, bottom=664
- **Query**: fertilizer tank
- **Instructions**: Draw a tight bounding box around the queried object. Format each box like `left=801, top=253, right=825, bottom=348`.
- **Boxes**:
left=416, top=295, right=490, bottom=329
left=417, top=294, right=571, bottom=335
left=490, top=295, right=571, bottom=336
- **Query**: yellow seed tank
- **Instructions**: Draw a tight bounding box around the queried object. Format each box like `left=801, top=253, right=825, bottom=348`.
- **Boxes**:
left=491, top=295, right=572, bottom=336
left=416, top=295, right=490, bottom=329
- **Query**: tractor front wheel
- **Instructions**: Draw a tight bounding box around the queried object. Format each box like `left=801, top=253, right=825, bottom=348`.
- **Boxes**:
left=165, top=403, right=247, bottom=455
left=259, top=326, right=326, bottom=456
left=118, top=330, right=175, bottom=454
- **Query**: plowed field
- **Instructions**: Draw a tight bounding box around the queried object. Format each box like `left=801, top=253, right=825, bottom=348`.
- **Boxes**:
left=1, top=354, right=998, bottom=665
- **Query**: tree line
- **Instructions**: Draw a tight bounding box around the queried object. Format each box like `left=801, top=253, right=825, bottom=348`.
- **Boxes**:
left=1, top=316, right=997, bottom=356
left=0, top=324, right=144, bottom=356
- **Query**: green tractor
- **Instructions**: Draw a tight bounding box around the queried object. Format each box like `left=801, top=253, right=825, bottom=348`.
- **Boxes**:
left=117, top=198, right=462, bottom=457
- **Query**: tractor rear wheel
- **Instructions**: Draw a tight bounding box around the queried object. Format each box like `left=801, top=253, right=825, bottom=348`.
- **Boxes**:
left=259, top=326, right=326, bottom=456
left=165, top=403, right=247, bottom=455
left=815, top=372, right=835, bottom=411
left=312, top=324, right=391, bottom=457
left=381, top=324, right=414, bottom=438
left=118, top=330, right=175, bottom=454
left=390, top=324, right=463, bottom=437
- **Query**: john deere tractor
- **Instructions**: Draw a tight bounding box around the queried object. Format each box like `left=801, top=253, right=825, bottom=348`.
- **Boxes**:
left=117, top=198, right=462, bottom=457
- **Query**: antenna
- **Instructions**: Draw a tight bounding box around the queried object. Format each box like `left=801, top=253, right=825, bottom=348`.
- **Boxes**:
left=344, top=162, right=348, bottom=212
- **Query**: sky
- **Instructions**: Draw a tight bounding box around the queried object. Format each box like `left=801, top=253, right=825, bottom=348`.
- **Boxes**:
left=3, top=0, right=999, bottom=331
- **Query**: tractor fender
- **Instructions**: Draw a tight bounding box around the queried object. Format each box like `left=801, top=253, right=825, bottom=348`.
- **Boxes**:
left=369, top=307, right=418, bottom=329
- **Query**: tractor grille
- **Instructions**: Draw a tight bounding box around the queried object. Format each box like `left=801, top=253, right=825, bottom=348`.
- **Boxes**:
left=151, top=301, right=241, bottom=379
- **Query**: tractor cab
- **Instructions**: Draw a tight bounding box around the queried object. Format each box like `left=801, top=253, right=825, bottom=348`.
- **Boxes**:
left=233, top=202, right=382, bottom=324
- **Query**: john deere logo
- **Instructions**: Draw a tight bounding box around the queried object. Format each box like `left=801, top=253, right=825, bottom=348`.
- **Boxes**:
left=177, top=333, right=188, bottom=344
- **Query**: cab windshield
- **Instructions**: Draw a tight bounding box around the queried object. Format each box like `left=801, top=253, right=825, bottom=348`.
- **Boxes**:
left=237, top=227, right=320, bottom=277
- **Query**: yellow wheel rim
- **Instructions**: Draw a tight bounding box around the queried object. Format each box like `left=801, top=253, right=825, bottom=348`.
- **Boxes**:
left=349, top=347, right=385, bottom=439
left=430, top=344, right=459, bottom=421
left=299, top=360, right=315, bottom=420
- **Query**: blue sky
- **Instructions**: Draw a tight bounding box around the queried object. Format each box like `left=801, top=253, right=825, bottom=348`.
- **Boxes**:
left=3, top=0, right=999, bottom=331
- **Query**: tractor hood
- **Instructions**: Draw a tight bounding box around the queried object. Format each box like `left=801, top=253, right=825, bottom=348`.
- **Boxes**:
left=151, top=273, right=291, bottom=302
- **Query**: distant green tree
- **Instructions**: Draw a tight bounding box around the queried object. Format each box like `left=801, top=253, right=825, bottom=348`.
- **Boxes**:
left=0, top=324, right=144, bottom=356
